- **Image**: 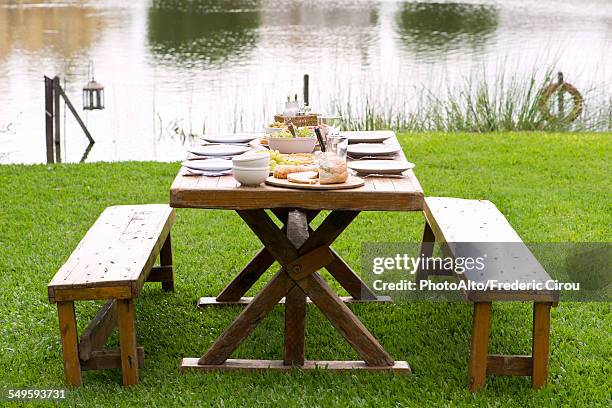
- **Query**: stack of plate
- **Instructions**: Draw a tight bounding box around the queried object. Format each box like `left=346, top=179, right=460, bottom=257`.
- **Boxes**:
left=185, top=133, right=263, bottom=176
left=181, top=159, right=233, bottom=176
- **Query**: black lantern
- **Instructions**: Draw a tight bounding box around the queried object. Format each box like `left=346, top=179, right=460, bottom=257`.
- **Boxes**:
left=83, top=61, right=104, bottom=110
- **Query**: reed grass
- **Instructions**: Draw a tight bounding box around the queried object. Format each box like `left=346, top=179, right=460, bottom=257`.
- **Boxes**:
left=333, top=69, right=612, bottom=133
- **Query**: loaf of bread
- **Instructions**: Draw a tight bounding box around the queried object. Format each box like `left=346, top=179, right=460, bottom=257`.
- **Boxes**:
left=273, top=165, right=317, bottom=179
left=318, top=154, right=348, bottom=184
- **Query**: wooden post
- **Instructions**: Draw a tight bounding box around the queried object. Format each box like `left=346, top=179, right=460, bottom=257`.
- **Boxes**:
left=283, top=211, right=308, bottom=366
left=303, top=74, right=309, bottom=106
left=44, top=76, right=54, bottom=164
left=532, top=302, right=551, bottom=388
left=557, top=72, right=564, bottom=118
left=468, top=302, right=491, bottom=392
left=53, top=76, right=62, bottom=163
left=57, top=301, right=82, bottom=386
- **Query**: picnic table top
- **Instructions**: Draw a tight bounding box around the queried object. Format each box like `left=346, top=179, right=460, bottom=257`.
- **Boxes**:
left=170, top=133, right=424, bottom=212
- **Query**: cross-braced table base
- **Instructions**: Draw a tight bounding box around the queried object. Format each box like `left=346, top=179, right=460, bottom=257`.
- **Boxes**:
left=183, top=209, right=409, bottom=374
left=199, top=209, right=385, bottom=306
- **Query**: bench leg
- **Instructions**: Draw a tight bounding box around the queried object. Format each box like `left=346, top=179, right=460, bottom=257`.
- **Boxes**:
left=160, top=233, right=174, bottom=292
left=117, top=299, right=139, bottom=386
left=414, top=222, right=435, bottom=284
left=57, top=301, right=82, bottom=386
left=532, top=302, right=551, bottom=389
left=468, top=302, right=491, bottom=392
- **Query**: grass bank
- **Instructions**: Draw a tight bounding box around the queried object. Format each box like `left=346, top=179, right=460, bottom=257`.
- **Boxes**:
left=0, top=132, right=610, bottom=406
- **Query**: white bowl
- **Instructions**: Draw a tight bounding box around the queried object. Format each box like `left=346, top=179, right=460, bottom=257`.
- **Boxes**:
left=268, top=136, right=316, bottom=154
left=232, top=152, right=270, bottom=168
left=232, top=166, right=270, bottom=186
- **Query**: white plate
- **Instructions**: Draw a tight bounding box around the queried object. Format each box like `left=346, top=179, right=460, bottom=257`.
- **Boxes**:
left=201, top=133, right=262, bottom=144
left=348, top=160, right=415, bottom=175
left=347, top=143, right=402, bottom=157
left=188, top=144, right=251, bottom=157
left=341, top=131, right=394, bottom=144
left=182, top=159, right=233, bottom=172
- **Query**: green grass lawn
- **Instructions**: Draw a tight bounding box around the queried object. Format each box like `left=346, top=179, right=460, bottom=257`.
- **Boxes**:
left=0, top=132, right=610, bottom=407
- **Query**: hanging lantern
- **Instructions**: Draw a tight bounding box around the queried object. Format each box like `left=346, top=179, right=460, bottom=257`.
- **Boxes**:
left=82, top=61, right=105, bottom=110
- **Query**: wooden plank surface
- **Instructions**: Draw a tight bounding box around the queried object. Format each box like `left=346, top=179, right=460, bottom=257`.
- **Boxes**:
left=181, top=358, right=411, bottom=373
left=170, top=135, right=424, bottom=212
left=423, top=197, right=558, bottom=303
left=48, top=205, right=174, bottom=298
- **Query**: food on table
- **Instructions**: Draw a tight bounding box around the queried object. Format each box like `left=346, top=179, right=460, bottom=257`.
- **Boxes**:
left=267, top=121, right=286, bottom=129
left=273, top=164, right=317, bottom=179
left=262, top=150, right=315, bottom=170
left=260, top=137, right=269, bottom=146
left=273, top=127, right=312, bottom=138
left=318, top=153, right=348, bottom=184
left=287, top=171, right=319, bottom=185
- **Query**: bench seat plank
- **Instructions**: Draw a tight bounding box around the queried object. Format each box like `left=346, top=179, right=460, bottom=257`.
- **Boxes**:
left=423, top=197, right=558, bottom=303
left=48, top=205, right=174, bottom=302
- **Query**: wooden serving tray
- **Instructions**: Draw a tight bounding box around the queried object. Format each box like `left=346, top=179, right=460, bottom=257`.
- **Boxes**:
left=265, top=176, right=365, bottom=190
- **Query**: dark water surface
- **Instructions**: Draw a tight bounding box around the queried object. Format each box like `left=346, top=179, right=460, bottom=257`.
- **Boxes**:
left=1, top=0, right=611, bottom=163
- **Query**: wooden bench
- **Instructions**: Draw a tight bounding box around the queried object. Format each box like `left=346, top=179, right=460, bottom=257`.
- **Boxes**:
left=48, top=205, right=175, bottom=386
left=415, top=197, right=559, bottom=392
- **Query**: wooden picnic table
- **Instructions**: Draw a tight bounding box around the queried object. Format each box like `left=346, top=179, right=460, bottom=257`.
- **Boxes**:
left=170, top=132, right=424, bottom=372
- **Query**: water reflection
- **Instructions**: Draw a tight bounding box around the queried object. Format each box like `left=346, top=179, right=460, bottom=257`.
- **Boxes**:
left=0, top=1, right=109, bottom=61
left=147, top=0, right=261, bottom=68
left=395, top=2, right=499, bottom=56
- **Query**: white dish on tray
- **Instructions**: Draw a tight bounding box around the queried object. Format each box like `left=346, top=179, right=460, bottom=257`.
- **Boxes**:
left=188, top=144, right=251, bottom=157
left=268, top=136, right=316, bottom=154
left=341, top=131, right=394, bottom=144
left=347, top=143, right=401, bottom=157
left=201, top=133, right=262, bottom=144
left=348, top=160, right=415, bottom=175
left=182, top=159, right=233, bottom=172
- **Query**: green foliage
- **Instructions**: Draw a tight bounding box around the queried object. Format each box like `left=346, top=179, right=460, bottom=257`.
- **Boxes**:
left=335, top=71, right=612, bottom=133
left=0, top=133, right=610, bottom=406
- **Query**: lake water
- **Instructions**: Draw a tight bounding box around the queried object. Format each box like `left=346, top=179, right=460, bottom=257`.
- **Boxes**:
left=1, top=0, right=611, bottom=164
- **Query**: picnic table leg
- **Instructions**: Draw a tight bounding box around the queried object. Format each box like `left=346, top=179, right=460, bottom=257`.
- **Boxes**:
left=211, top=209, right=382, bottom=305
left=213, top=210, right=315, bottom=303
left=294, top=272, right=394, bottom=367
left=199, top=270, right=292, bottom=365
left=216, top=247, right=276, bottom=302
left=283, top=211, right=309, bottom=366
left=57, top=301, right=82, bottom=386
left=184, top=209, right=406, bottom=373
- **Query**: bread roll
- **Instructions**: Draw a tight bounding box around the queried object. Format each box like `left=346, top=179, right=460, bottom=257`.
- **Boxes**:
left=318, top=154, right=348, bottom=184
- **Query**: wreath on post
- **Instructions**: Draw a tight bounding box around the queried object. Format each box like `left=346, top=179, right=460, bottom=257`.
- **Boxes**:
left=538, top=80, right=583, bottom=123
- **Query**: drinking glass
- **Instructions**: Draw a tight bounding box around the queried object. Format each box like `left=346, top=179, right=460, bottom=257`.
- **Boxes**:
left=325, top=133, right=348, bottom=161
